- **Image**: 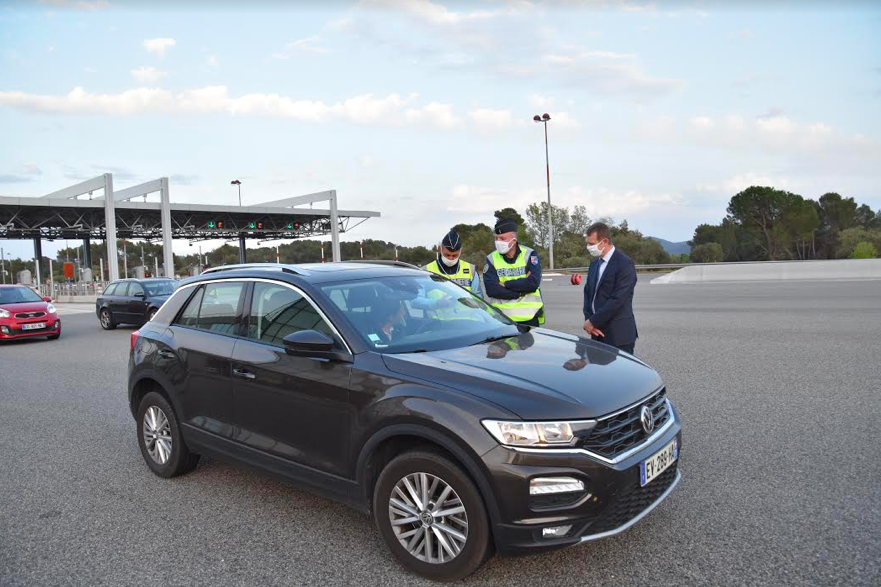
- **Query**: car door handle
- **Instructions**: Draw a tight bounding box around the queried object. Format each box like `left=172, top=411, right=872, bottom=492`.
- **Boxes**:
left=232, top=368, right=256, bottom=380
left=157, top=350, right=176, bottom=359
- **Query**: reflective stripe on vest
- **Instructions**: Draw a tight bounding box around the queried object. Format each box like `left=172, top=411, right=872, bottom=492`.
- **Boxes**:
left=425, top=260, right=474, bottom=290
left=486, top=247, right=544, bottom=324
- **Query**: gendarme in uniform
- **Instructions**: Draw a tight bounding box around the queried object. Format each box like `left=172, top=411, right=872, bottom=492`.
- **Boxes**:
left=483, top=218, right=545, bottom=326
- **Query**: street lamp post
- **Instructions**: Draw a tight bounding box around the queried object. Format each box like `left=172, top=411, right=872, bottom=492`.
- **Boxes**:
left=533, top=113, right=554, bottom=270
left=231, top=179, right=242, bottom=206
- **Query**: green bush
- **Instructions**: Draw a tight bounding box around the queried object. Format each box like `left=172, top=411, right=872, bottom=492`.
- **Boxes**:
left=561, top=256, right=591, bottom=269
left=850, top=242, right=878, bottom=259
left=691, top=242, right=724, bottom=263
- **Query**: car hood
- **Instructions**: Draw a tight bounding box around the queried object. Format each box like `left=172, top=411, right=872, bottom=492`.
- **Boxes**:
left=382, top=329, right=663, bottom=420
left=149, top=294, right=170, bottom=303
left=0, top=301, right=49, bottom=314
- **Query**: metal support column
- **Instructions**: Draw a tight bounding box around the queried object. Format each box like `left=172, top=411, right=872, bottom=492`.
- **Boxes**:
left=83, top=236, right=92, bottom=272
left=159, top=177, right=174, bottom=278
left=239, top=234, right=247, bottom=264
left=33, top=237, right=43, bottom=285
left=330, top=189, right=341, bottom=262
left=103, top=174, right=120, bottom=281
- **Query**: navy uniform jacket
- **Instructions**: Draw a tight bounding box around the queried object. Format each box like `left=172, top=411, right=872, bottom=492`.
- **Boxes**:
left=583, top=249, right=638, bottom=347
left=483, top=245, right=543, bottom=299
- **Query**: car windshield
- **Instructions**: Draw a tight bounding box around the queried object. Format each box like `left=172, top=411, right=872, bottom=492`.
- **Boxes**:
left=0, top=286, right=43, bottom=304
left=144, top=281, right=177, bottom=296
left=320, top=274, right=518, bottom=353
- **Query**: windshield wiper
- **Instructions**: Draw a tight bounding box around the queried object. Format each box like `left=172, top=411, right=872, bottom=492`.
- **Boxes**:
left=470, top=334, right=514, bottom=346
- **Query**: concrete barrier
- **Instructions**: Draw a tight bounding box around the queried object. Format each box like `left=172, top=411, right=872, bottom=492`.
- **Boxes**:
left=651, top=259, right=881, bottom=284
left=53, top=295, right=98, bottom=304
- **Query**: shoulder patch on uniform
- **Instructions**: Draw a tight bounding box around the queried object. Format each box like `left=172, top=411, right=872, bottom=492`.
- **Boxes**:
left=530, top=255, right=538, bottom=265
left=482, top=264, right=489, bottom=274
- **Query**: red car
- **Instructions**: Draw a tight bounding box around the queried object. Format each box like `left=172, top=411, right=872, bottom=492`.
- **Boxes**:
left=0, top=285, right=61, bottom=341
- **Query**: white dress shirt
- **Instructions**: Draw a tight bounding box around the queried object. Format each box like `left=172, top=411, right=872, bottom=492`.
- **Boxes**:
left=591, top=245, right=616, bottom=314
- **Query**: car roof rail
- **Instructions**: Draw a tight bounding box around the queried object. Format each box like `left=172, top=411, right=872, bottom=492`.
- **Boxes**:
left=341, top=260, right=422, bottom=270
left=201, top=263, right=300, bottom=276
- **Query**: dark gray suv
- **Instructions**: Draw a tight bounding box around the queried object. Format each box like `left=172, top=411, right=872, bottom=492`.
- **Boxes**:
left=128, top=263, right=682, bottom=581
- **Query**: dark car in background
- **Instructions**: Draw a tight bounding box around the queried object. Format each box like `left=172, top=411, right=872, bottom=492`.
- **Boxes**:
left=127, top=263, right=681, bottom=581
left=96, top=278, right=177, bottom=330
left=0, top=284, right=61, bottom=341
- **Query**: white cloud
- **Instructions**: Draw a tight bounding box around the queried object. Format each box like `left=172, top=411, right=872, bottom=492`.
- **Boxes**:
left=529, top=94, right=554, bottom=109
left=405, top=102, right=459, bottom=128
left=206, top=54, right=219, bottom=69
left=130, top=66, right=167, bottom=84
left=0, top=86, right=460, bottom=130
left=562, top=186, right=684, bottom=217
left=364, top=0, right=496, bottom=26
left=286, top=36, right=328, bottom=54
left=42, top=0, right=111, bottom=10
left=142, top=38, right=176, bottom=57
left=467, top=108, right=518, bottom=132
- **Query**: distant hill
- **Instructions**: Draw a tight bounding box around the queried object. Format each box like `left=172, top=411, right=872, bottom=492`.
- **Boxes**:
left=649, top=237, right=691, bottom=255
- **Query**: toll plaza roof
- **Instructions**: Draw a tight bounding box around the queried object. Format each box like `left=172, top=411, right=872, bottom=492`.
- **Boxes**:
left=0, top=195, right=380, bottom=241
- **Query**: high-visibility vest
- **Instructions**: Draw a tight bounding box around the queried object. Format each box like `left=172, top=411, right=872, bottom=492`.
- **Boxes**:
left=424, top=259, right=478, bottom=321
left=486, top=246, right=545, bottom=324
left=425, top=259, right=475, bottom=291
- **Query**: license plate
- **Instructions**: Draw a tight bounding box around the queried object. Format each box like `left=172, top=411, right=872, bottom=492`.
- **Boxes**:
left=640, top=438, right=678, bottom=487
left=21, top=322, right=46, bottom=331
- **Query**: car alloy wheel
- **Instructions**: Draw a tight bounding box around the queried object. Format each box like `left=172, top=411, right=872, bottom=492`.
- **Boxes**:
left=389, top=472, right=469, bottom=564
left=142, top=406, right=172, bottom=465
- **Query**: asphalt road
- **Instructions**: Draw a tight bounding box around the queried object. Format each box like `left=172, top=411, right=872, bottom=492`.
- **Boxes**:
left=2, top=277, right=880, bottom=587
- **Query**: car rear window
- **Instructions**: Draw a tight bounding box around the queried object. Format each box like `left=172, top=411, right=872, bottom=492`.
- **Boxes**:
left=116, top=282, right=130, bottom=297
left=103, top=283, right=118, bottom=296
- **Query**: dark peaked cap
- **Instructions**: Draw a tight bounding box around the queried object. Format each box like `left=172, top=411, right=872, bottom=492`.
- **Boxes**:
left=441, top=228, right=462, bottom=251
left=494, top=218, right=518, bottom=235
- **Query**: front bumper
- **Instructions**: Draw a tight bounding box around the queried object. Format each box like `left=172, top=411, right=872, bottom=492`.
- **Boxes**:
left=0, top=317, right=61, bottom=339
left=483, top=403, right=682, bottom=555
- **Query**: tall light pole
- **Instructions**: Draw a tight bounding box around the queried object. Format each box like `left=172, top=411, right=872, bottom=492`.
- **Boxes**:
left=231, top=179, right=242, bottom=206
left=533, top=112, right=554, bottom=270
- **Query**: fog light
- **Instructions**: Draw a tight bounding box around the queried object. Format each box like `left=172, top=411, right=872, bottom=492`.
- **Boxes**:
left=530, top=477, right=585, bottom=495
left=542, top=525, right=572, bottom=539
left=0, top=326, right=8, bottom=334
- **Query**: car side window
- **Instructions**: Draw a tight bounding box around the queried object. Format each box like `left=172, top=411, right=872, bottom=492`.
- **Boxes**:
left=248, top=282, right=334, bottom=346
left=103, top=283, right=118, bottom=296
left=197, top=282, right=244, bottom=335
left=129, top=282, right=145, bottom=297
left=176, top=286, right=204, bottom=328
left=116, top=282, right=130, bottom=297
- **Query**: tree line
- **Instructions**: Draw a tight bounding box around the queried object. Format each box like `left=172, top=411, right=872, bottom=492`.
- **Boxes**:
left=690, top=187, right=881, bottom=263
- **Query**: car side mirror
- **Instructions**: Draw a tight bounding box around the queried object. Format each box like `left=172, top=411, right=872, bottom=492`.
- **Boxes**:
left=133, top=292, right=145, bottom=298
left=42, top=296, right=52, bottom=303
left=282, top=330, right=352, bottom=362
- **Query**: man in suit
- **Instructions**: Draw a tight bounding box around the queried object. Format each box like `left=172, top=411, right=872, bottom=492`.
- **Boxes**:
left=582, top=222, right=639, bottom=354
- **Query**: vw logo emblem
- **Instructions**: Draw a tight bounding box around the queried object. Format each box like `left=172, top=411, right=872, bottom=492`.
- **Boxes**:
left=640, top=405, right=654, bottom=434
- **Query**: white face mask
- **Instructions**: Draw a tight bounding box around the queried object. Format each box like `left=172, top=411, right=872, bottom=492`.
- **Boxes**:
left=495, top=239, right=514, bottom=255
left=440, top=254, right=459, bottom=267
left=587, top=241, right=604, bottom=258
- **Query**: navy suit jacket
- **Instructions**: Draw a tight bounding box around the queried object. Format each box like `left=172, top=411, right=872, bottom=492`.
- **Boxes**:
left=583, top=249, right=638, bottom=347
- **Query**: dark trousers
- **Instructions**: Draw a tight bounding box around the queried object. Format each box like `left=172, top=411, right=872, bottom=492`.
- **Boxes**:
left=591, top=335, right=635, bottom=355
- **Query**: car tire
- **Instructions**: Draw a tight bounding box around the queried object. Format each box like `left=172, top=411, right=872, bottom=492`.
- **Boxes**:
left=47, top=333, right=60, bottom=340
left=136, top=391, right=199, bottom=478
left=147, top=308, right=158, bottom=322
left=373, top=450, right=492, bottom=582
left=99, top=308, right=117, bottom=330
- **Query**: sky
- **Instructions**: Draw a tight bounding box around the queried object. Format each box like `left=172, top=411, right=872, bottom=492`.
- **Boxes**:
left=1, top=0, right=880, bottom=261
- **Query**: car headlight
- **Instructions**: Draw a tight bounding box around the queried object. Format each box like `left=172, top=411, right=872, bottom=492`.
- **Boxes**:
left=0, top=308, right=9, bottom=318
left=47, top=304, right=57, bottom=314
left=482, top=420, right=595, bottom=447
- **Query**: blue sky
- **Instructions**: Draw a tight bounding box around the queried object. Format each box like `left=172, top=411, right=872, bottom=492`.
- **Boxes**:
left=1, top=0, right=880, bottom=260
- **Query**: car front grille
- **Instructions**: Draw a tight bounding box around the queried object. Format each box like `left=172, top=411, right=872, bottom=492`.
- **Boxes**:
left=581, top=388, right=670, bottom=459
left=587, top=463, right=678, bottom=534
left=15, top=311, right=46, bottom=319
